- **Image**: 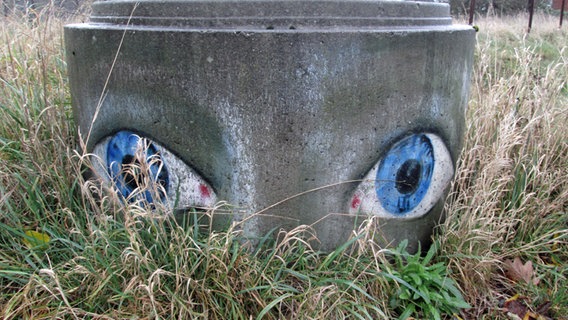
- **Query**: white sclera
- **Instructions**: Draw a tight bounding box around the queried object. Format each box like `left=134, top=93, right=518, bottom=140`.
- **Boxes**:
left=92, top=133, right=217, bottom=210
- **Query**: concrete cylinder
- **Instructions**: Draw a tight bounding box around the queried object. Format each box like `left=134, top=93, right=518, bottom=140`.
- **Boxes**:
left=65, top=0, right=475, bottom=252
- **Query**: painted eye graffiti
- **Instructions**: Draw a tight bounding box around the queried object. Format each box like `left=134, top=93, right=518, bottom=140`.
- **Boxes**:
left=349, top=133, right=454, bottom=219
left=93, top=130, right=217, bottom=210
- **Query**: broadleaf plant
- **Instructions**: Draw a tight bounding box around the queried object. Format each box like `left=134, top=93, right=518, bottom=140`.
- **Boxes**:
left=385, top=240, right=471, bottom=320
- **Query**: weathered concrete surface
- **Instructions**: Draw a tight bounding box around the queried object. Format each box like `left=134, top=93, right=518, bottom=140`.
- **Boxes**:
left=65, top=0, right=475, bottom=252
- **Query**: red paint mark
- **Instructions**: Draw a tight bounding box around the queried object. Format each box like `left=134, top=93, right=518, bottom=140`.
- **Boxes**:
left=351, top=194, right=361, bottom=209
left=199, top=184, right=211, bottom=199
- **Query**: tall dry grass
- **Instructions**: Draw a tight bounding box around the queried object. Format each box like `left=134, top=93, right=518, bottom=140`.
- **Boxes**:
left=0, top=8, right=566, bottom=319
left=442, top=13, right=568, bottom=318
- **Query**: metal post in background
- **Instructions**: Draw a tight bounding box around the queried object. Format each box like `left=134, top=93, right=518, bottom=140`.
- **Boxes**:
left=527, top=0, right=534, bottom=33
left=561, top=0, right=566, bottom=28
left=468, top=0, right=476, bottom=25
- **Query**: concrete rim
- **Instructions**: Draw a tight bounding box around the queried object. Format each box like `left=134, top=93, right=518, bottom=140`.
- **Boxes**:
left=90, top=0, right=452, bottom=29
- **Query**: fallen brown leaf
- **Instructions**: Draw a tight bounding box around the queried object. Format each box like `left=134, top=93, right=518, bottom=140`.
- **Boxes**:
left=502, top=294, right=553, bottom=320
left=503, top=294, right=529, bottom=318
left=535, top=301, right=552, bottom=315
left=504, top=257, right=540, bottom=285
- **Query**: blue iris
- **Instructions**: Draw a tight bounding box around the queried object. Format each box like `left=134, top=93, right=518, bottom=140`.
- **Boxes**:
left=375, top=134, right=434, bottom=215
left=106, top=131, right=169, bottom=203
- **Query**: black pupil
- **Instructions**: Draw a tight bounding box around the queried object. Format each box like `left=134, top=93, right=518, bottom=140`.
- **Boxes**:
left=395, top=159, right=422, bottom=194
left=121, top=152, right=168, bottom=192
left=122, top=154, right=142, bottom=190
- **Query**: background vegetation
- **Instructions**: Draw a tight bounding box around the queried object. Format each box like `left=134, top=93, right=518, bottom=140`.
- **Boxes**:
left=450, top=0, right=555, bottom=16
left=1, top=5, right=567, bottom=320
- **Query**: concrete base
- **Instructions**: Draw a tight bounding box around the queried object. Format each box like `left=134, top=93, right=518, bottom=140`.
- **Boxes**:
left=65, top=0, right=475, bottom=252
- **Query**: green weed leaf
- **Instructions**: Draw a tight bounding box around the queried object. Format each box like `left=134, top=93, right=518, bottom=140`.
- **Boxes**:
left=23, top=230, right=50, bottom=250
